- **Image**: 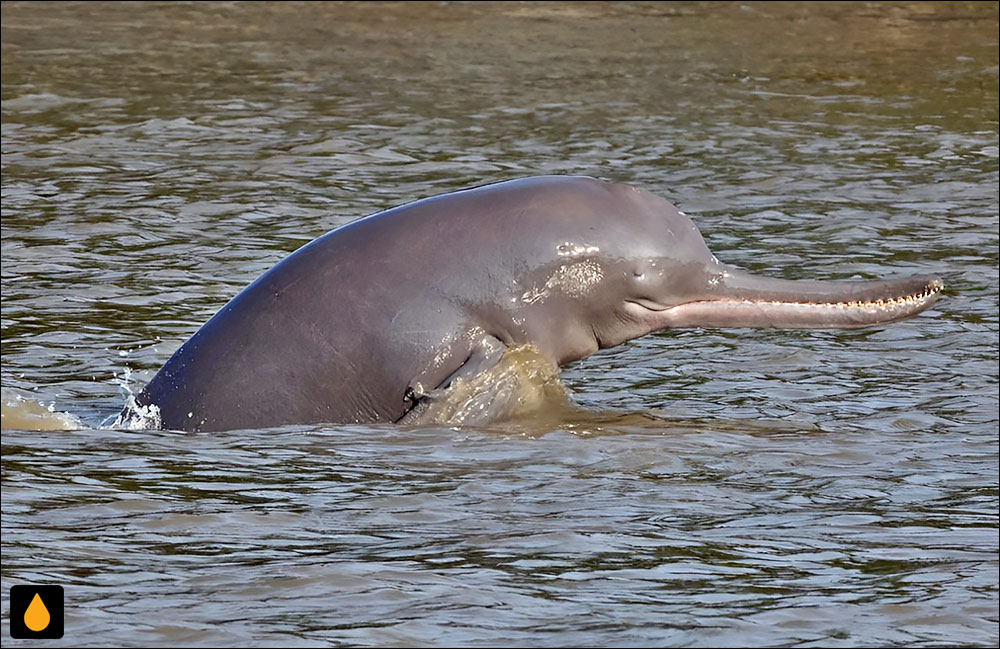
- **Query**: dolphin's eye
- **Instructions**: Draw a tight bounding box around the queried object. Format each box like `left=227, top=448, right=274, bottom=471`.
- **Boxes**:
left=633, top=271, right=645, bottom=279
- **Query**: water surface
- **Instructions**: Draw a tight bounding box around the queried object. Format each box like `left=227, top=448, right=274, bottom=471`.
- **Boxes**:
left=2, top=2, right=998, bottom=646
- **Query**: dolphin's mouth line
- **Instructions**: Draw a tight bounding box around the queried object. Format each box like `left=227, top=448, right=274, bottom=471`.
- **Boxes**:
left=628, top=278, right=944, bottom=313
left=624, top=277, right=943, bottom=329
left=625, top=298, right=672, bottom=311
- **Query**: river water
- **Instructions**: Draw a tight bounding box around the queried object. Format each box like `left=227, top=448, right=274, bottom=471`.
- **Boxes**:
left=2, top=2, right=997, bottom=646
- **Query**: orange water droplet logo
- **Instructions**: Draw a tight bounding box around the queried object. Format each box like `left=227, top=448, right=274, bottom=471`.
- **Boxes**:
left=24, top=592, right=51, bottom=632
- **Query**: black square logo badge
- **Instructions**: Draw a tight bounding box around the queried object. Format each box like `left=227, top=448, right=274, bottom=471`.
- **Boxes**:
left=9, top=585, right=64, bottom=639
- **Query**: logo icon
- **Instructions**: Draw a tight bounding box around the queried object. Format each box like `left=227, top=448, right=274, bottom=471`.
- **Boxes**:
left=9, top=585, right=64, bottom=639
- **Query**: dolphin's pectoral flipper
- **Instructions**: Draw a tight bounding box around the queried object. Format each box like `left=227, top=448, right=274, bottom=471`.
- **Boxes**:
left=436, top=335, right=507, bottom=391
left=397, top=334, right=507, bottom=425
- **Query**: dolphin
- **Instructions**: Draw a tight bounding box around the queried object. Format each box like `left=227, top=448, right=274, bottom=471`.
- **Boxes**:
left=125, top=176, right=943, bottom=432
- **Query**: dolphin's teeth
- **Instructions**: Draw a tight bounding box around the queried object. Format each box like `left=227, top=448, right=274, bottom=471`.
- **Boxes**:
left=716, top=283, right=941, bottom=311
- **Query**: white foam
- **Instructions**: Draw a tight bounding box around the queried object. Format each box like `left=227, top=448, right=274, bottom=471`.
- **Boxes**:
left=104, top=367, right=161, bottom=430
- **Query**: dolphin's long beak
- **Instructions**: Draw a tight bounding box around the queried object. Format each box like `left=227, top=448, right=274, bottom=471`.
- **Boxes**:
left=647, top=268, right=944, bottom=329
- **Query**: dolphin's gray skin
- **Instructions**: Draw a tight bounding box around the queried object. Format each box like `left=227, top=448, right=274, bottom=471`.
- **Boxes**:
left=130, top=176, right=943, bottom=432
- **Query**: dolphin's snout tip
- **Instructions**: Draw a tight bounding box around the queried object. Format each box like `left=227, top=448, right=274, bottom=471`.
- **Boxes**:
left=917, top=276, right=945, bottom=300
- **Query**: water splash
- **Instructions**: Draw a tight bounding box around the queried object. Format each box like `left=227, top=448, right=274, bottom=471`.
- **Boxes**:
left=105, top=366, right=161, bottom=430
left=406, top=344, right=579, bottom=429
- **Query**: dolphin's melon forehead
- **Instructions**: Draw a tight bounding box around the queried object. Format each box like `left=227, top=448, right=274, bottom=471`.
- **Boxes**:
left=418, top=176, right=710, bottom=272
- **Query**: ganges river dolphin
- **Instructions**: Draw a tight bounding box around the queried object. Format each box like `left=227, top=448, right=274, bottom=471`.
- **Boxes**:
left=123, top=176, right=944, bottom=432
